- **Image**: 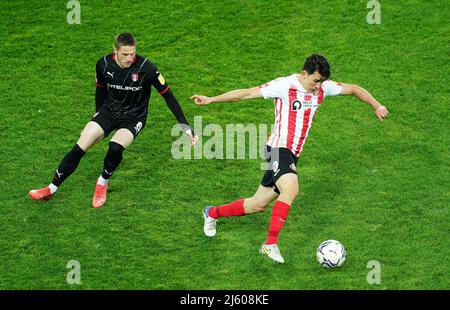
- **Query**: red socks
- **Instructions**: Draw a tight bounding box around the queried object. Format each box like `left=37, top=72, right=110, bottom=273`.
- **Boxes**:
left=208, top=199, right=245, bottom=219
left=265, top=201, right=291, bottom=245
left=208, top=199, right=291, bottom=245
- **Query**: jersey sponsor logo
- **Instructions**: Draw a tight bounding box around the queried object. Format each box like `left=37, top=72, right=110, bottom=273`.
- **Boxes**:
left=107, top=71, right=115, bottom=78
left=134, top=122, right=143, bottom=134
left=109, top=84, right=143, bottom=91
left=157, top=71, right=166, bottom=85
left=131, top=73, right=138, bottom=82
left=291, top=99, right=302, bottom=111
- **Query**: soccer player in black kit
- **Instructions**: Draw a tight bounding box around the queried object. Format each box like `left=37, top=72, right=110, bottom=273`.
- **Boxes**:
left=29, top=33, right=197, bottom=208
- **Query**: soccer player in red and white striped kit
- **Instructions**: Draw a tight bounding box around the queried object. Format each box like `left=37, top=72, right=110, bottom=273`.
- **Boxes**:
left=191, top=54, right=389, bottom=263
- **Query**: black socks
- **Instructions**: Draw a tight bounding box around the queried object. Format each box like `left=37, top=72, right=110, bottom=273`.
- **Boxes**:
left=52, top=144, right=86, bottom=186
left=102, top=141, right=125, bottom=179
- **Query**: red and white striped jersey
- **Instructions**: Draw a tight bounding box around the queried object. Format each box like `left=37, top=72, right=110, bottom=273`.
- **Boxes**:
left=259, top=74, right=342, bottom=157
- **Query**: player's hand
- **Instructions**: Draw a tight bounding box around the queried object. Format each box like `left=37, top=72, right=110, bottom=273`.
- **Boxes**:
left=375, top=105, right=389, bottom=121
left=186, top=129, right=198, bottom=147
left=191, top=94, right=213, bottom=105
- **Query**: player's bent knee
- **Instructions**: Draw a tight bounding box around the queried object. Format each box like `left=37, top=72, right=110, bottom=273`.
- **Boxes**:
left=290, top=185, right=299, bottom=198
left=76, top=140, right=93, bottom=152
left=108, top=141, right=125, bottom=155
left=278, top=183, right=299, bottom=203
left=253, top=202, right=267, bottom=213
left=111, top=129, right=134, bottom=149
left=255, top=196, right=272, bottom=211
left=245, top=197, right=267, bottom=213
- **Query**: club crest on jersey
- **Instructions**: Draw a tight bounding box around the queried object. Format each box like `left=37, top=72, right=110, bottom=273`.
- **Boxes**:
left=302, top=95, right=313, bottom=108
left=291, top=100, right=302, bottom=111
left=131, top=73, right=139, bottom=82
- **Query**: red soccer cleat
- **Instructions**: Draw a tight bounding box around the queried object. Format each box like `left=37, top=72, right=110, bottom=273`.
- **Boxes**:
left=29, top=186, right=53, bottom=201
left=92, top=183, right=108, bottom=208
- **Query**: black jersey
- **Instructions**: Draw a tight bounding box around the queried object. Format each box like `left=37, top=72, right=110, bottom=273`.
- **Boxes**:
left=95, top=54, right=169, bottom=119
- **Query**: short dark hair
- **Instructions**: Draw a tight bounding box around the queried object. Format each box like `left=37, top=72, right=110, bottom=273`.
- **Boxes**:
left=114, top=32, right=136, bottom=50
left=302, top=54, right=331, bottom=80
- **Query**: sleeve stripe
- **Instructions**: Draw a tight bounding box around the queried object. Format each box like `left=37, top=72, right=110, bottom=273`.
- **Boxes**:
left=96, top=82, right=106, bottom=88
left=159, top=86, right=170, bottom=95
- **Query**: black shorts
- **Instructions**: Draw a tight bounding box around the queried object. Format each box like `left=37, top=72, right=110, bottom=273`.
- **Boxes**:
left=260, top=146, right=299, bottom=194
left=91, top=107, right=146, bottom=139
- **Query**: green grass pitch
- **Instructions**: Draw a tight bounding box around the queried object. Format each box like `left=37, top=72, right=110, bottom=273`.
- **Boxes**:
left=0, top=0, right=448, bottom=289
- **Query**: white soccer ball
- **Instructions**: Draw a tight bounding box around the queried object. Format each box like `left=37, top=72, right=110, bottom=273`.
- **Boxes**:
left=316, top=240, right=346, bottom=268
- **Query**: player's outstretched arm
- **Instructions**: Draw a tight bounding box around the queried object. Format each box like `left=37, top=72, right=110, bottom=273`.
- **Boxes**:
left=191, top=87, right=262, bottom=105
left=340, top=83, right=389, bottom=121
left=161, top=89, right=198, bottom=147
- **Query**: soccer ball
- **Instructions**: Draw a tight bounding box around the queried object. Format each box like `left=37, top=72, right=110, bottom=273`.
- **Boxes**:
left=316, top=240, right=346, bottom=268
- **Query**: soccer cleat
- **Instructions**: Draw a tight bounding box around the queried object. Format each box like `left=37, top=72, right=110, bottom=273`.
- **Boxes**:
left=29, top=186, right=53, bottom=201
left=92, top=183, right=108, bottom=208
left=259, top=243, right=285, bottom=264
left=203, top=206, right=217, bottom=237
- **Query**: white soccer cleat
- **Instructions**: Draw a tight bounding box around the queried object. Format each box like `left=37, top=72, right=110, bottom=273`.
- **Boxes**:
left=203, top=206, right=217, bottom=237
left=259, top=244, right=285, bottom=264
